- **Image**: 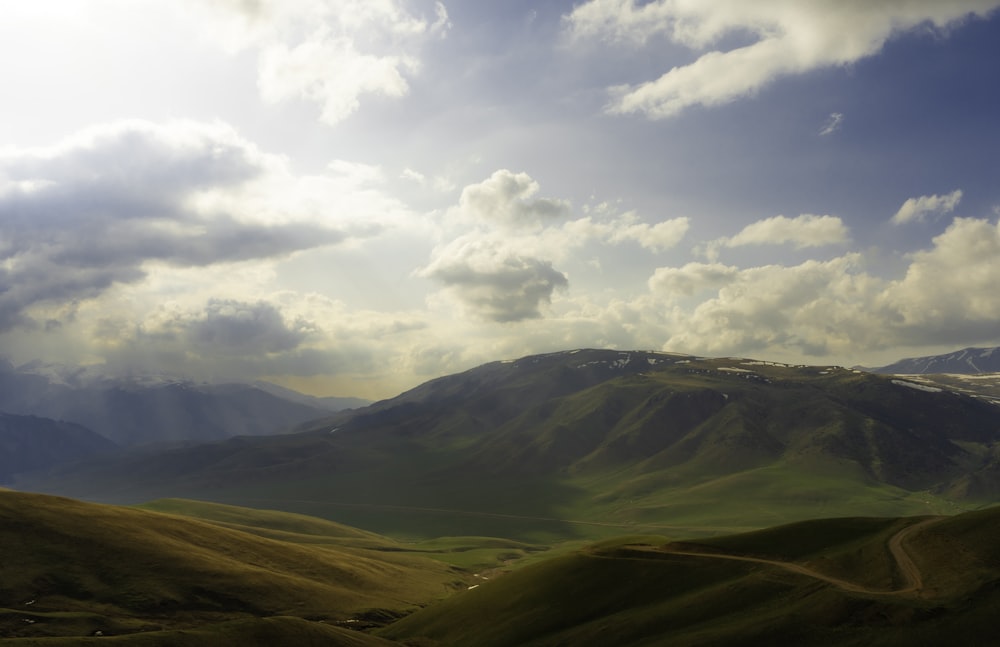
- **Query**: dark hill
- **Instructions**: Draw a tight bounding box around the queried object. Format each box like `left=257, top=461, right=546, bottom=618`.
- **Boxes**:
left=16, top=350, right=1000, bottom=540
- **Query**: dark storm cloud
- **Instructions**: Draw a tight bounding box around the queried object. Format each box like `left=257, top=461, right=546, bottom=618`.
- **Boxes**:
left=185, top=299, right=313, bottom=354
left=0, top=121, right=346, bottom=331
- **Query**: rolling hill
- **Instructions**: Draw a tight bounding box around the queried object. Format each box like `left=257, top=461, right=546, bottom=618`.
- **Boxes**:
left=6, top=488, right=1000, bottom=646
left=381, top=506, right=1000, bottom=646
left=0, top=490, right=468, bottom=644
left=16, top=349, right=1000, bottom=542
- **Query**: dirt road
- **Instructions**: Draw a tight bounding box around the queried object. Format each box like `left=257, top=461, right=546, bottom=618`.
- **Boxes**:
left=643, top=517, right=942, bottom=597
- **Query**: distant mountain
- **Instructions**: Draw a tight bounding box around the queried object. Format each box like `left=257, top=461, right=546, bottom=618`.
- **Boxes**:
left=251, top=380, right=370, bottom=411
left=0, top=413, right=117, bottom=483
left=875, top=346, right=1000, bottom=374
left=19, top=349, right=1000, bottom=540
left=0, top=361, right=360, bottom=447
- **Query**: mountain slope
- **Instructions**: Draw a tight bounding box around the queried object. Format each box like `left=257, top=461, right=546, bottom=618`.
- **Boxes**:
left=0, top=413, right=117, bottom=484
left=17, top=350, right=1000, bottom=540
left=875, top=346, right=1000, bottom=374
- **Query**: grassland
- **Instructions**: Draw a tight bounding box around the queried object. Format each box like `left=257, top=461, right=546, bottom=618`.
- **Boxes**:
left=6, top=487, right=1000, bottom=645
left=381, top=506, right=1000, bottom=647
left=0, top=490, right=469, bottom=642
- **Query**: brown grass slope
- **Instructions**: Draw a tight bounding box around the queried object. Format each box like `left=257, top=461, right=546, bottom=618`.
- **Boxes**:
left=381, top=506, right=1000, bottom=647
left=0, top=490, right=466, bottom=643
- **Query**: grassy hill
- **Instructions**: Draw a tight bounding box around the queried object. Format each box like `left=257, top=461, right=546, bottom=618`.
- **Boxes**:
left=381, top=506, right=1000, bottom=647
left=0, top=490, right=469, bottom=643
left=6, top=488, right=1000, bottom=645
left=16, top=350, right=1000, bottom=541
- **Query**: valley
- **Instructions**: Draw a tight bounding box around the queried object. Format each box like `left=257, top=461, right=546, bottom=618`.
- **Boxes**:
left=5, top=348, right=1000, bottom=644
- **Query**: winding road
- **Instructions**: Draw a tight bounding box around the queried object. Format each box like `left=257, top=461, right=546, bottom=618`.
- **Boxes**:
left=650, top=517, right=942, bottom=597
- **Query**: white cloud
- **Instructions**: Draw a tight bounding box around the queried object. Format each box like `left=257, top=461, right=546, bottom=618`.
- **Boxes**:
left=819, top=112, right=844, bottom=136
left=566, top=0, right=1000, bottom=118
left=648, top=262, right=740, bottom=297
left=880, top=217, right=1000, bottom=343
left=638, top=215, right=1000, bottom=359
left=562, top=211, right=690, bottom=252
left=891, top=189, right=963, bottom=224
left=188, top=0, right=449, bottom=125
left=457, top=169, right=571, bottom=229
left=701, top=214, right=849, bottom=260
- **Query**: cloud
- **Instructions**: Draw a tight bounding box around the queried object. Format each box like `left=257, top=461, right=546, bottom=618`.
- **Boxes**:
left=819, top=112, right=844, bottom=136
left=0, top=120, right=374, bottom=332
left=891, top=189, right=963, bottom=224
left=638, top=215, right=1000, bottom=359
left=182, top=299, right=315, bottom=354
left=648, top=262, right=740, bottom=296
left=565, top=0, right=1000, bottom=119
left=419, top=237, right=569, bottom=323
left=701, top=214, right=849, bottom=260
left=191, top=0, right=449, bottom=125
left=457, top=169, right=571, bottom=229
left=424, top=171, right=689, bottom=322
left=880, top=217, right=1000, bottom=343
left=562, top=210, right=690, bottom=252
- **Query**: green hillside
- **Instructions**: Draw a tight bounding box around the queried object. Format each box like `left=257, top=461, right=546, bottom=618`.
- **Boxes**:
left=16, top=350, right=1000, bottom=541
left=381, top=506, right=1000, bottom=647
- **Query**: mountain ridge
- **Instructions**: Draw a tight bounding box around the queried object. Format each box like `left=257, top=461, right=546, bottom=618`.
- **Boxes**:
left=17, top=349, right=1000, bottom=541
left=874, top=346, right=1000, bottom=374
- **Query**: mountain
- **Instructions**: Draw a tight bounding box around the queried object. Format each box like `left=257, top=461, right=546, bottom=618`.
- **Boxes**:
left=18, top=349, right=1000, bottom=541
left=0, top=413, right=117, bottom=484
left=874, top=346, right=1000, bottom=374
left=0, top=361, right=359, bottom=447
left=251, top=380, right=371, bottom=411
left=0, top=490, right=465, bottom=644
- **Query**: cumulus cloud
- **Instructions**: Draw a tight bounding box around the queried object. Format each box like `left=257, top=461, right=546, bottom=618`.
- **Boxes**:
left=880, top=217, right=1000, bottom=343
left=0, top=120, right=374, bottom=332
left=648, top=262, right=740, bottom=296
left=891, top=189, right=963, bottom=224
left=701, top=214, right=849, bottom=260
left=419, top=237, right=568, bottom=323
left=565, top=0, right=1000, bottom=118
left=638, top=215, right=1000, bottom=359
left=191, top=0, right=449, bottom=125
left=424, top=171, right=689, bottom=322
left=458, top=169, right=571, bottom=228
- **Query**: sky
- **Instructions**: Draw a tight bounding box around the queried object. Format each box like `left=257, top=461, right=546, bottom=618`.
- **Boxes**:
left=1, top=0, right=1000, bottom=399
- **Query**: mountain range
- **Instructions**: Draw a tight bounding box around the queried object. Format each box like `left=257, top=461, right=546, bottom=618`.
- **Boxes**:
left=16, top=349, right=1000, bottom=542
left=874, top=346, right=1000, bottom=374
left=0, top=360, right=368, bottom=448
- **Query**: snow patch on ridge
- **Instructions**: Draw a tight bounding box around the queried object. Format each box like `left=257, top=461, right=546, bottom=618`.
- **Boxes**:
left=892, top=379, right=942, bottom=393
